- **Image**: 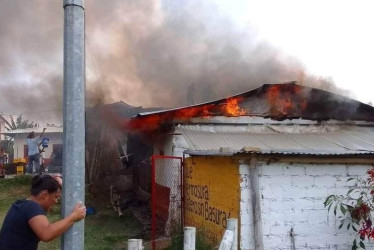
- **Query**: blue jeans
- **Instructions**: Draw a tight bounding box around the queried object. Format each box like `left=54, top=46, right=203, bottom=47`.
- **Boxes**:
left=27, top=154, right=40, bottom=174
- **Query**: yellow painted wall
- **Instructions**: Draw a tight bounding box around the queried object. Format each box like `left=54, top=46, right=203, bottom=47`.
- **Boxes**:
left=184, top=156, right=239, bottom=244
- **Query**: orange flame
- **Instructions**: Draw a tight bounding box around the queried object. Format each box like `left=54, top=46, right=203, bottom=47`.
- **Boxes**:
left=127, top=96, right=247, bottom=132
left=222, top=97, right=247, bottom=116
left=127, top=115, right=163, bottom=132
left=266, top=84, right=307, bottom=116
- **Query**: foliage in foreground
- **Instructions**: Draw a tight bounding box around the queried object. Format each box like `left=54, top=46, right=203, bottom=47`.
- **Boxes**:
left=324, top=168, right=374, bottom=250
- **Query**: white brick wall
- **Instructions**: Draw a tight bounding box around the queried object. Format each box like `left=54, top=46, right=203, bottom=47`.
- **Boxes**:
left=241, top=162, right=373, bottom=250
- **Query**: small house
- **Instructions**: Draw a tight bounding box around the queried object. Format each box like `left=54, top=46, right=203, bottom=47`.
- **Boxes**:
left=131, top=82, right=374, bottom=249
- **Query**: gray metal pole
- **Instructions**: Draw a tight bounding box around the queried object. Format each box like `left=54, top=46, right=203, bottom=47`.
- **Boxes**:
left=62, top=0, right=85, bottom=249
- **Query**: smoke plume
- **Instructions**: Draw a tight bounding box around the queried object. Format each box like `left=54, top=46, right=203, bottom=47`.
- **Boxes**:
left=0, top=0, right=349, bottom=124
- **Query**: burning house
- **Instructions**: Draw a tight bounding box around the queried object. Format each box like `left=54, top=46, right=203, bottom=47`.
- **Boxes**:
left=85, top=101, right=161, bottom=199
left=129, top=81, right=374, bottom=249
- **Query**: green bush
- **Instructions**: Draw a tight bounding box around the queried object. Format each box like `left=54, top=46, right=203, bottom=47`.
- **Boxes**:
left=325, top=168, right=374, bottom=249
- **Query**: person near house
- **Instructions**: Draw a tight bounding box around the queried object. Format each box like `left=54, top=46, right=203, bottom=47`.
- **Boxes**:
left=0, top=148, right=6, bottom=178
left=0, top=174, right=86, bottom=250
left=26, top=128, right=46, bottom=174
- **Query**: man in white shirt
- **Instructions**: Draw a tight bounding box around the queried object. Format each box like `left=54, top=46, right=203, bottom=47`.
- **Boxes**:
left=26, top=128, right=46, bottom=174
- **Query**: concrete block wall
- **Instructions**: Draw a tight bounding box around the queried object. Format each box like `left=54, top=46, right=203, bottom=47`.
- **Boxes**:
left=240, top=162, right=374, bottom=250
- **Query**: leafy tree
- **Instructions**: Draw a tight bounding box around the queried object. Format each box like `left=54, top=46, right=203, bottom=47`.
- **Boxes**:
left=4, top=115, right=38, bottom=130
left=2, top=116, right=38, bottom=156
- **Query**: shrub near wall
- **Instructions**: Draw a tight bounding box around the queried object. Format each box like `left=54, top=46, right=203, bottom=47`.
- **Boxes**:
left=325, top=167, right=374, bottom=249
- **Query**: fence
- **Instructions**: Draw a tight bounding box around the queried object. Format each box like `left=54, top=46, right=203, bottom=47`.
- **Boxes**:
left=151, top=155, right=183, bottom=250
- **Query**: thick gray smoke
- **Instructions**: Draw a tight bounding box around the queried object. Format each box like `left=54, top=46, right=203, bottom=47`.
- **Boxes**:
left=0, top=0, right=349, bottom=124
left=0, top=1, right=63, bottom=123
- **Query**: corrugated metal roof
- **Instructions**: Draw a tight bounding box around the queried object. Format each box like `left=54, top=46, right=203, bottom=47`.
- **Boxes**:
left=184, top=149, right=374, bottom=156
left=1, top=127, right=63, bottom=135
left=178, top=126, right=374, bottom=156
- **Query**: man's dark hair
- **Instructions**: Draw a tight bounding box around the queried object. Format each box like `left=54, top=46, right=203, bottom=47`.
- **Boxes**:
left=27, top=132, right=35, bottom=139
left=31, top=175, right=61, bottom=196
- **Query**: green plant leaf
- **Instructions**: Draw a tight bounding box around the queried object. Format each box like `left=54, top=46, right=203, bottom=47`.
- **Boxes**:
left=339, top=223, right=344, bottom=229
left=352, top=225, right=357, bottom=232
left=324, top=195, right=335, bottom=206
left=347, top=223, right=350, bottom=230
left=352, top=239, right=357, bottom=250
left=334, top=204, right=338, bottom=216
left=359, top=241, right=365, bottom=249
left=328, top=203, right=333, bottom=212
left=357, top=198, right=363, bottom=205
left=347, top=177, right=355, bottom=182
left=341, top=204, right=347, bottom=215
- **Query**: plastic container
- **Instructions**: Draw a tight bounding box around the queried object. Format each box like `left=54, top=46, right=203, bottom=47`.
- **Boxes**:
left=14, top=158, right=26, bottom=164
left=86, top=207, right=96, bottom=215
left=16, top=166, right=24, bottom=175
left=42, top=138, right=49, bottom=148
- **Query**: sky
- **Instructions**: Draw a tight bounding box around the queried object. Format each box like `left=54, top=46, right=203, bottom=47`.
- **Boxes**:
left=0, top=0, right=373, bottom=124
left=214, top=0, right=374, bottom=104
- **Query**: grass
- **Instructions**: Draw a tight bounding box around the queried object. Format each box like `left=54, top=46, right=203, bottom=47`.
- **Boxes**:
left=142, top=227, right=213, bottom=250
left=0, top=175, right=142, bottom=250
